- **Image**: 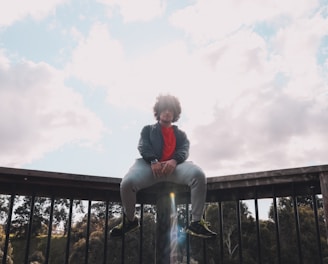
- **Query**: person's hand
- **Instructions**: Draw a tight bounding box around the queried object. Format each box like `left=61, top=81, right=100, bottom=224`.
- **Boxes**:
left=160, top=159, right=177, bottom=176
left=151, top=162, right=163, bottom=179
left=151, top=159, right=177, bottom=178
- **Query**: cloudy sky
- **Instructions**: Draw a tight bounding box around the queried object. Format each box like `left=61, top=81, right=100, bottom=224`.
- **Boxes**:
left=1, top=0, right=328, bottom=179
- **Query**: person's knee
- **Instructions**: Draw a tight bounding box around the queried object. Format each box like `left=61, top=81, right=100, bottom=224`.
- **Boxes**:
left=190, top=167, right=206, bottom=186
left=120, top=177, right=136, bottom=193
left=197, top=170, right=206, bottom=185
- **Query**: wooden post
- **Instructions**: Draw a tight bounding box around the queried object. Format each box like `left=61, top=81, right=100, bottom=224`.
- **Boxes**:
left=156, top=192, right=177, bottom=264
left=320, top=172, right=328, bottom=243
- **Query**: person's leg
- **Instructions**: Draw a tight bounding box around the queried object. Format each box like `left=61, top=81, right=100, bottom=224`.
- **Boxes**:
left=111, top=159, right=156, bottom=237
left=165, top=161, right=207, bottom=222
left=165, top=161, right=217, bottom=238
left=120, top=158, right=156, bottom=221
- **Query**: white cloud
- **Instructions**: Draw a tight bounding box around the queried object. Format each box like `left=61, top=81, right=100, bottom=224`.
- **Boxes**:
left=63, top=1, right=328, bottom=177
left=66, top=23, right=200, bottom=111
left=153, top=0, right=328, bottom=176
left=169, top=0, right=319, bottom=45
left=0, top=0, right=68, bottom=27
left=66, top=23, right=126, bottom=86
left=0, top=50, right=10, bottom=70
left=0, top=57, right=105, bottom=167
left=0, top=0, right=326, bottom=179
left=272, top=14, right=328, bottom=99
left=191, top=88, right=328, bottom=176
left=98, top=0, right=166, bottom=23
left=187, top=19, right=328, bottom=176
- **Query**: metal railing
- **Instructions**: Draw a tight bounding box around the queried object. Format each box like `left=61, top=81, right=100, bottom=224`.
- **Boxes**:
left=0, top=165, right=328, bottom=264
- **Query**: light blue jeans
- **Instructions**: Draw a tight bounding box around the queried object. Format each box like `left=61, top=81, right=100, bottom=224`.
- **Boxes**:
left=120, top=158, right=207, bottom=222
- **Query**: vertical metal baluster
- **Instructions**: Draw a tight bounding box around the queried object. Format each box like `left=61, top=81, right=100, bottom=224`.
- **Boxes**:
left=254, top=198, right=262, bottom=264
left=292, top=194, right=303, bottom=264
left=85, top=200, right=92, bottom=264
left=311, top=187, right=323, bottom=264
left=273, top=194, right=281, bottom=264
left=236, top=200, right=243, bottom=264
left=103, top=200, right=109, bottom=264
left=186, top=203, right=190, bottom=264
left=2, top=194, right=15, bottom=264
left=45, top=196, right=55, bottom=264
left=139, top=203, right=144, bottom=264
left=121, top=207, right=125, bottom=264
left=24, top=194, right=36, bottom=264
left=203, top=235, right=208, bottom=264
left=218, top=202, right=224, bottom=263
left=65, top=198, right=74, bottom=264
left=202, top=206, right=208, bottom=264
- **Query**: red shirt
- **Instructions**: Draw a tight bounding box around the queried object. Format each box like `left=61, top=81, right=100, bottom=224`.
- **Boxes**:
left=160, top=126, right=176, bottom=161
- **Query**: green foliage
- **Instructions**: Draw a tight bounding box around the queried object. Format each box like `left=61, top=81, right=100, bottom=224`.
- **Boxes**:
left=0, top=195, right=11, bottom=224
left=68, top=212, right=156, bottom=264
left=9, top=196, right=85, bottom=239
left=10, top=236, right=66, bottom=264
left=2, top=195, right=328, bottom=263
left=28, top=250, right=45, bottom=263
left=11, top=196, right=51, bottom=238
left=190, top=201, right=254, bottom=264
left=0, top=225, right=14, bottom=264
left=78, top=199, right=327, bottom=264
left=268, top=196, right=328, bottom=264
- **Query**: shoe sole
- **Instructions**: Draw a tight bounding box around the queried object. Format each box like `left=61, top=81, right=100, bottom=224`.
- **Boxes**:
left=185, top=229, right=216, bottom=239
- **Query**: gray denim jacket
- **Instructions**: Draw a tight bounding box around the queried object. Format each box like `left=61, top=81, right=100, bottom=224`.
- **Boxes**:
left=137, top=122, right=190, bottom=164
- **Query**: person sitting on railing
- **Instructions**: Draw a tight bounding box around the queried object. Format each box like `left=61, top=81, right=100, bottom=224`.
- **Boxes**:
left=110, top=94, right=217, bottom=239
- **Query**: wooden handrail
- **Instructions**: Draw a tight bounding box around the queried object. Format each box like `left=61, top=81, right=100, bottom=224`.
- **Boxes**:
left=0, top=164, right=327, bottom=202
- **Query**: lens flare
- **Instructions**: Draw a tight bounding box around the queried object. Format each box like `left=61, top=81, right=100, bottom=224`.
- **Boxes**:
left=170, top=192, right=178, bottom=263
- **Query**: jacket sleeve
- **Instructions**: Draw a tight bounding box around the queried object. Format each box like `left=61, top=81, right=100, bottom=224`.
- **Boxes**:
left=137, top=125, right=158, bottom=163
left=172, top=129, right=190, bottom=164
